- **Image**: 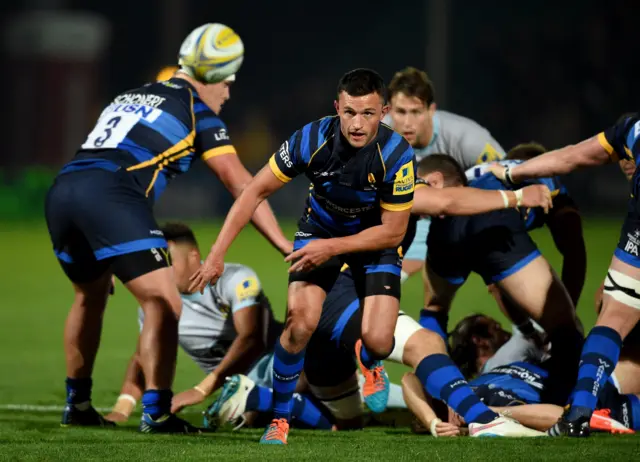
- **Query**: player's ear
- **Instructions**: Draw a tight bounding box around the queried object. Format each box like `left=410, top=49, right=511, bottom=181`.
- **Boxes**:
left=428, top=102, right=437, bottom=115
left=334, top=100, right=339, bottom=114
left=188, top=248, right=200, bottom=265
left=425, top=171, right=445, bottom=189
left=381, top=104, right=389, bottom=119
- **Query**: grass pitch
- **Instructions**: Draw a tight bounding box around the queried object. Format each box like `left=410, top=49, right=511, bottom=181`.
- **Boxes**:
left=0, top=218, right=638, bottom=460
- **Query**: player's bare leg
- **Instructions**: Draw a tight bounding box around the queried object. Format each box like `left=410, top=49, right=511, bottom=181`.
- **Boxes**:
left=261, top=282, right=325, bottom=445
left=126, top=267, right=198, bottom=433
left=355, top=295, right=399, bottom=412
left=496, top=256, right=582, bottom=406
left=401, top=259, right=423, bottom=282
left=62, top=270, right=115, bottom=427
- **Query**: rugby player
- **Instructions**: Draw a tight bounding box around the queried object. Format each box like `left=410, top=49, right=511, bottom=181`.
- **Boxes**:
left=402, top=314, right=638, bottom=436
left=44, top=23, right=290, bottom=433
left=189, top=68, right=419, bottom=444
left=384, top=67, right=505, bottom=284
left=489, top=113, right=640, bottom=436
left=419, top=155, right=584, bottom=407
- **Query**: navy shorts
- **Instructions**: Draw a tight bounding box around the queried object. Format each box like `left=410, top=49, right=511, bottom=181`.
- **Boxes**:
left=289, top=218, right=402, bottom=299
left=613, top=194, right=640, bottom=268
left=427, top=208, right=540, bottom=285
left=305, top=271, right=362, bottom=387
left=45, top=166, right=170, bottom=284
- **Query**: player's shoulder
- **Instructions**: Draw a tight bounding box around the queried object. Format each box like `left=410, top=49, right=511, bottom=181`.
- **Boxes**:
left=378, top=123, right=413, bottom=166
left=219, top=262, right=260, bottom=287
left=437, top=110, right=491, bottom=134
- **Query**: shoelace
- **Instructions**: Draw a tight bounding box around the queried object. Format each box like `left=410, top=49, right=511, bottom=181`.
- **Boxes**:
left=264, top=418, right=288, bottom=440
left=370, top=366, right=386, bottom=392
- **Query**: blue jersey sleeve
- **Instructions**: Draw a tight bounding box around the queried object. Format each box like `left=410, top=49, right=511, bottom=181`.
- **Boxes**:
left=379, top=144, right=416, bottom=212
left=193, top=101, right=236, bottom=160
left=599, top=114, right=640, bottom=162
left=268, top=129, right=307, bottom=183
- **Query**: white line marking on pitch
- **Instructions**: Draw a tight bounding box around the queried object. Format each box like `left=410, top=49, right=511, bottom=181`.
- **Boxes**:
left=0, top=404, right=201, bottom=414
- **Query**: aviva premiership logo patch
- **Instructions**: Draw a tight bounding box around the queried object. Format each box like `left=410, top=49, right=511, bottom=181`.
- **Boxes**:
left=393, top=161, right=415, bottom=195
left=235, top=277, right=259, bottom=301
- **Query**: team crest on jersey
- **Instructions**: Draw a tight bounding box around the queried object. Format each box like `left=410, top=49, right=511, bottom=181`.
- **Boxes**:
left=235, top=277, right=260, bottom=301
left=476, top=143, right=502, bottom=164
left=393, top=161, right=415, bottom=195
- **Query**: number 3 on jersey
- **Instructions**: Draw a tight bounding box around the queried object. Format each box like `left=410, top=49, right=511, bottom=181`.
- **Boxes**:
left=81, top=105, right=161, bottom=150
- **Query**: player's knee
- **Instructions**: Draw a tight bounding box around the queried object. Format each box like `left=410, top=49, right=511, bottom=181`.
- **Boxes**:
left=283, top=310, right=317, bottom=347
left=140, top=292, right=182, bottom=322
left=361, top=329, right=394, bottom=359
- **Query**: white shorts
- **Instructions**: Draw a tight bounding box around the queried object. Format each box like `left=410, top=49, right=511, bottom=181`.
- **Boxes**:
left=388, top=311, right=423, bottom=363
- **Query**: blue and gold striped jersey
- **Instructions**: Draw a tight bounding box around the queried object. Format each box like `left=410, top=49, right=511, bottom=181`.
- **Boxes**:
left=269, top=116, right=415, bottom=236
left=467, top=160, right=571, bottom=231
left=60, top=78, right=235, bottom=202
left=599, top=114, right=640, bottom=165
left=471, top=361, right=547, bottom=404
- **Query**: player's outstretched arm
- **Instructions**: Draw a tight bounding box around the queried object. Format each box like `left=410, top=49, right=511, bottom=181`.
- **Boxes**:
left=491, top=137, right=610, bottom=183
left=105, top=351, right=145, bottom=423
left=411, top=184, right=553, bottom=217
left=189, top=166, right=286, bottom=293
left=402, top=372, right=460, bottom=437
left=490, top=404, right=563, bottom=432
left=171, top=305, right=267, bottom=413
left=204, top=154, right=292, bottom=256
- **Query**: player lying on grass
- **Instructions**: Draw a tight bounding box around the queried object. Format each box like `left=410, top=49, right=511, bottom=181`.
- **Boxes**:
left=488, top=113, right=640, bottom=436
left=464, top=142, right=586, bottom=340
left=402, top=313, right=638, bottom=436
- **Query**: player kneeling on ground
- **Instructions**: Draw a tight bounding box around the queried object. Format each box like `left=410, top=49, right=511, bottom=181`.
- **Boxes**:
left=104, top=224, right=330, bottom=426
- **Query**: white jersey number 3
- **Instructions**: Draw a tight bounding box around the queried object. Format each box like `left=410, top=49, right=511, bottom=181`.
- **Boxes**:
left=81, top=105, right=162, bottom=150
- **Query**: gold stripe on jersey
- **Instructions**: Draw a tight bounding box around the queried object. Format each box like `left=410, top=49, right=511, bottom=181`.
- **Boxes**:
left=380, top=199, right=413, bottom=212
left=307, top=135, right=333, bottom=166
left=597, top=132, right=619, bottom=162
left=269, top=155, right=292, bottom=183
left=376, top=143, right=387, bottom=179
left=202, top=145, right=237, bottom=160
left=128, top=90, right=196, bottom=195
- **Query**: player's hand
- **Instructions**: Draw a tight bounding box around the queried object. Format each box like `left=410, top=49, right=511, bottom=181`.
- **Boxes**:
left=520, top=184, right=553, bottom=213
left=487, top=163, right=508, bottom=182
left=171, top=388, right=207, bottom=414
left=189, top=253, right=224, bottom=294
left=279, top=240, right=294, bottom=257
left=104, top=411, right=128, bottom=423
left=431, top=419, right=461, bottom=437
left=285, top=239, right=335, bottom=273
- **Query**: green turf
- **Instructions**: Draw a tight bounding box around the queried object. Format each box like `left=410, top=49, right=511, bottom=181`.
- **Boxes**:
left=0, top=218, right=637, bottom=460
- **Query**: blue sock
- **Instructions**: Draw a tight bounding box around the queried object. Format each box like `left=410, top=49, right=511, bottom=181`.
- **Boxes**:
left=291, top=393, right=333, bottom=429
left=272, top=338, right=305, bottom=421
left=65, top=377, right=92, bottom=405
left=568, top=326, right=622, bottom=420
left=418, top=309, right=449, bottom=342
left=246, top=385, right=273, bottom=413
left=359, top=338, right=394, bottom=369
left=625, top=394, right=640, bottom=430
left=142, top=389, right=173, bottom=420
left=416, top=354, right=498, bottom=425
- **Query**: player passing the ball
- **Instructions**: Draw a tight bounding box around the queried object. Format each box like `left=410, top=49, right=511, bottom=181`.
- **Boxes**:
left=190, top=68, right=417, bottom=444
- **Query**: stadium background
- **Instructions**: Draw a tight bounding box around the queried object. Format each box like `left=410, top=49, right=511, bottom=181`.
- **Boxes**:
left=1, top=1, right=639, bottom=460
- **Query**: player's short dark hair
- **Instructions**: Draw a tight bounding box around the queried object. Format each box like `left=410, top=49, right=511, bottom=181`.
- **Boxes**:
left=337, top=68, right=386, bottom=102
left=161, top=222, right=198, bottom=247
left=417, top=154, right=467, bottom=186
left=449, top=314, right=491, bottom=379
left=506, top=142, right=547, bottom=161
left=388, top=67, right=435, bottom=106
